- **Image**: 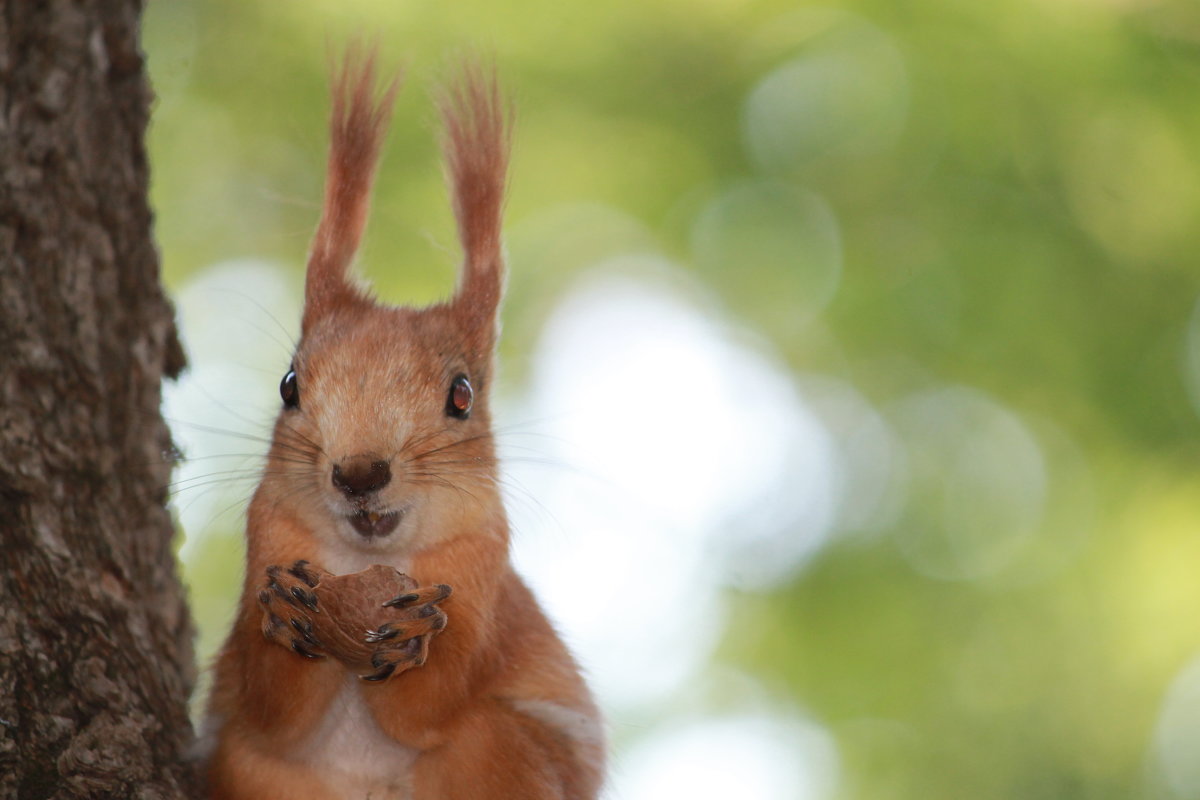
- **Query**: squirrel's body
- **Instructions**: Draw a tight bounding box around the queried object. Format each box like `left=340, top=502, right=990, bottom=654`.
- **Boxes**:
left=203, top=50, right=604, bottom=799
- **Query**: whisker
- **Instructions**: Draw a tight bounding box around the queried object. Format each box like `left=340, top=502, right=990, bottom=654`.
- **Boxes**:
left=271, top=476, right=324, bottom=510
left=170, top=379, right=282, bottom=434
left=171, top=452, right=266, bottom=464
left=166, top=420, right=321, bottom=465
left=198, top=285, right=299, bottom=358
left=207, top=494, right=255, bottom=528
left=167, top=473, right=263, bottom=492
left=170, top=480, right=253, bottom=521
left=275, top=424, right=327, bottom=458
left=405, top=432, right=495, bottom=462
left=166, top=419, right=276, bottom=445
left=398, top=425, right=456, bottom=458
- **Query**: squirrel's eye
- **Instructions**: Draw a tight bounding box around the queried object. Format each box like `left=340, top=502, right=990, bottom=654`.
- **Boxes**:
left=447, top=374, right=473, bottom=419
left=280, top=369, right=299, bottom=409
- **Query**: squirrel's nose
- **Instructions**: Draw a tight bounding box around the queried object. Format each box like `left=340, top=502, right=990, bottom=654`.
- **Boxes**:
left=332, top=456, right=391, bottom=497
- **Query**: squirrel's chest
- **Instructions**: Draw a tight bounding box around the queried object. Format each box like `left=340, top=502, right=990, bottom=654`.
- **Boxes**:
left=293, top=674, right=417, bottom=800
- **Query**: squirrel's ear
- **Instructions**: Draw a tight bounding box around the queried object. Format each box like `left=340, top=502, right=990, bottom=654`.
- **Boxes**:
left=303, top=45, right=400, bottom=334
left=439, top=60, right=511, bottom=347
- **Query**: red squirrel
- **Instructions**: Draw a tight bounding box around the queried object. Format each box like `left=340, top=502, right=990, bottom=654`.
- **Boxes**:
left=202, top=48, right=605, bottom=799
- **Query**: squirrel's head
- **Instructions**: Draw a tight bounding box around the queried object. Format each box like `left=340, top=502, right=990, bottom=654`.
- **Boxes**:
left=261, top=49, right=510, bottom=553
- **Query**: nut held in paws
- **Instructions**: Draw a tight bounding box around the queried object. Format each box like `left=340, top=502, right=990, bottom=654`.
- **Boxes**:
left=307, top=564, right=451, bottom=678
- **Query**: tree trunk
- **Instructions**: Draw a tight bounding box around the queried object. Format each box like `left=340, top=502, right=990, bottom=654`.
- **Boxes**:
left=0, top=1, right=196, bottom=797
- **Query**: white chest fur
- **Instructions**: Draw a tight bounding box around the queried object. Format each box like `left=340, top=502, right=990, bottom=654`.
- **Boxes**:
left=292, top=672, right=417, bottom=800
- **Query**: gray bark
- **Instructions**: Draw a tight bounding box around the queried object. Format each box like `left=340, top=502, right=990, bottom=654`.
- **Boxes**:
left=0, top=1, right=196, bottom=797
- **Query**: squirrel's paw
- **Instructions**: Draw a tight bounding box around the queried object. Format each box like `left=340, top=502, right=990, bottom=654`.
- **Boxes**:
left=259, top=560, right=333, bottom=659
left=359, top=583, right=452, bottom=682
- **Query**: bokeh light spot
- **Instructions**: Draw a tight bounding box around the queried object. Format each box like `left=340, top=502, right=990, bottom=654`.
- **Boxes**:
left=506, top=263, right=838, bottom=710
left=800, top=376, right=904, bottom=539
left=691, top=181, right=841, bottom=328
left=1062, top=104, right=1200, bottom=265
left=742, top=15, right=909, bottom=171
left=888, top=386, right=1047, bottom=582
left=1152, top=654, right=1200, bottom=798
left=1182, top=294, right=1200, bottom=421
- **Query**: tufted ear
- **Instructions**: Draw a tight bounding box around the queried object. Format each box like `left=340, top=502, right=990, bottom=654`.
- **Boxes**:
left=439, top=60, right=511, bottom=350
left=302, top=45, right=400, bottom=334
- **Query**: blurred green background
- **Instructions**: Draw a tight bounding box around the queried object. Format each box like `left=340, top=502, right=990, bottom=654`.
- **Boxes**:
left=144, top=0, right=1200, bottom=797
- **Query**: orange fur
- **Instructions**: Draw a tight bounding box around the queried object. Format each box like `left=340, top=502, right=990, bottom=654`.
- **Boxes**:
left=303, top=48, right=399, bottom=332
left=204, top=47, right=604, bottom=800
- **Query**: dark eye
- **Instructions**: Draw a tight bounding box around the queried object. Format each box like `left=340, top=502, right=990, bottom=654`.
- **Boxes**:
left=280, top=368, right=299, bottom=409
left=447, top=374, right=473, bottom=419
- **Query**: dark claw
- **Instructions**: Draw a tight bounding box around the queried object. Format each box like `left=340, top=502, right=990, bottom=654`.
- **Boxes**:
left=288, top=560, right=320, bottom=587
left=290, top=618, right=320, bottom=647
left=290, top=586, right=319, bottom=612
left=364, top=624, right=401, bottom=644
left=383, top=593, right=419, bottom=609
left=264, top=613, right=285, bottom=635
left=361, top=662, right=397, bottom=682
left=268, top=579, right=291, bottom=604
left=291, top=640, right=323, bottom=659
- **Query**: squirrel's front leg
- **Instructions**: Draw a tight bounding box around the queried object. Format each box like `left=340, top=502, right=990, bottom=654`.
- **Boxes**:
left=359, top=582, right=452, bottom=681
left=258, top=560, right=330, bottom=660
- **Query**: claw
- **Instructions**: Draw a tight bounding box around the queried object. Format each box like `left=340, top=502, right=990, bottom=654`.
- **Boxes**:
left=267, top=579, right=296, bottom=608
left=290, top=586, right=320, bottom=612
left=361, top=662, right=397, bottom=682
left=288, top=560, right=320, bottom=588
left=291, top=640, right=323, bottom=659
left=364, top=624, right=402, bottom=644
left=290, top=618, right=321, bottom=647
left=261, top=613, right=285, bottom=639
left=383, top=593, right=419, bottom=609
left=383, top=583, right=452, bottom=608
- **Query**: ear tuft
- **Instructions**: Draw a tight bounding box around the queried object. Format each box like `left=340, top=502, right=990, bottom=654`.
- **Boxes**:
left=303, top=44, right=400, bottom=332
left=439, top=58, right=511, bottom=332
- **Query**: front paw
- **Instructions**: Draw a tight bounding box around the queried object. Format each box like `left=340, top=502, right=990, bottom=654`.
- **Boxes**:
left=360, top=583, right=452, bottom=682
left=259, top=560, right=332, bottom=659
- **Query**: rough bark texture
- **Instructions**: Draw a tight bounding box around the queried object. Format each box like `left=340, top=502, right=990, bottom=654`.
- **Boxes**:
left=0, top=1, right=196, bottom=797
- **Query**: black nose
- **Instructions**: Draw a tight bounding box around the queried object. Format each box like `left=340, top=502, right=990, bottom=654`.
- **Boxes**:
left=332, top=457, right=391, bottom=497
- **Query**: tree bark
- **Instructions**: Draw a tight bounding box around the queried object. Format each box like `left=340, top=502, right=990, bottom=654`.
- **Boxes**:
left=0, top=1, right=196, bottom=797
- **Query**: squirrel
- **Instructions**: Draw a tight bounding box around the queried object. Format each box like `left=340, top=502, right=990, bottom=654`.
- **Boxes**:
left=202, top=47, right=605, bottom=800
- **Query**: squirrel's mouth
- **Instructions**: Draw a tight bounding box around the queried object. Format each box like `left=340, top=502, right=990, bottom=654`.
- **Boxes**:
left=348, top=509, right=402, bottom=539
